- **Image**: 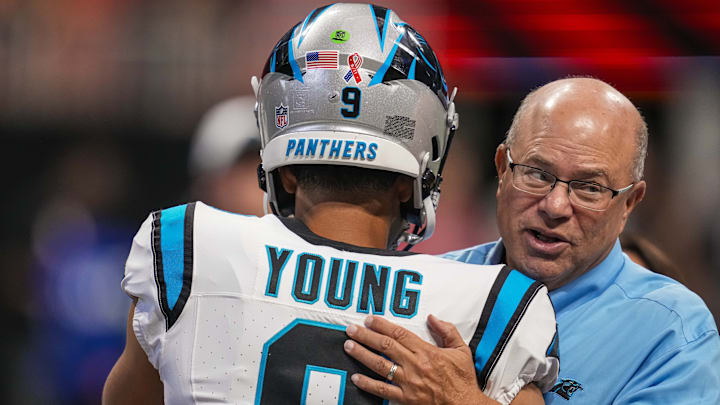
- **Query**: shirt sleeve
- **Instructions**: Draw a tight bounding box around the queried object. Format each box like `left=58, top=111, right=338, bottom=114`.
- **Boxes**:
left=613, top=329, right=720, bottom=404
left=470, top=268, right=560, bottom=405
left=121, top=213, right=165, bottom=369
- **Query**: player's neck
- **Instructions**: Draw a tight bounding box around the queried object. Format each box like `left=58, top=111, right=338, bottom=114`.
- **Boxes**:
left=294, top=200, right=396, bottom=250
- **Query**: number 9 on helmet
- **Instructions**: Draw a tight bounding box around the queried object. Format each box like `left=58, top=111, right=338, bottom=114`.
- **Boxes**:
left=252, top=3, right=459, bottom=248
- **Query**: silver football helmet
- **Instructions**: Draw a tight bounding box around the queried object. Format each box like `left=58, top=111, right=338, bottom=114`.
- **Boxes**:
left=253, top=3, right=459, bottom=247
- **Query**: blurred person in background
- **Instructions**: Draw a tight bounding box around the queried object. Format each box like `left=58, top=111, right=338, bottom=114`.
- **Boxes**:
left=620, top=231, right=684, bottom=282
left=21, top=143, right=135, bottom=405
left=188, top=96, right=264, bottom=216
left=346, top=77, right=720, bottom=404
left=411, top=138, right=496, bottom=255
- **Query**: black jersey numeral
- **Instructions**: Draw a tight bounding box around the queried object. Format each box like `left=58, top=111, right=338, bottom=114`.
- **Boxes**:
left=255, top=319, right=382, bottom=404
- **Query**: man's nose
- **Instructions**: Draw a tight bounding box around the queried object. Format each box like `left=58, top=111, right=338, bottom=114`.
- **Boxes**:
left=538, top=182, right=573, bottom=220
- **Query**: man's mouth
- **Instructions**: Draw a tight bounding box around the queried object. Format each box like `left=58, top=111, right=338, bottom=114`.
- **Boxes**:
left=532, top=230, right=563, bottom=243
left=525, top=228, right=570, bottom=255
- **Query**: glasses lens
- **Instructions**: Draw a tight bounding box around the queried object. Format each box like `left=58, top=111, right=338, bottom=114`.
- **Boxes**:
left=513, top=165, right=554, bottom=194
left=569, top=181, right=612, bottom=210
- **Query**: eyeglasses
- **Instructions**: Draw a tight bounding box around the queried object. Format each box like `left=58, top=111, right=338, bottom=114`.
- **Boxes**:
left=506, top=149, right=634, bottom=211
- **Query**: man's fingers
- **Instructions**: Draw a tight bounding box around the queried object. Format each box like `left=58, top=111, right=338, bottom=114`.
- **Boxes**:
left=343, top=339, right=402, bottom=382
left=349, top=373, right=403, bottom=402
left=346, top=322, right=414, bottom=362
left=427, top=314, right=466, bottom=349
left=363, top=315, right=429, bottom=352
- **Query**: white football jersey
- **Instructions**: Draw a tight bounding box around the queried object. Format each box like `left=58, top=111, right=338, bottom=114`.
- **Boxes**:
left=123, top=202, right=559, bottom=405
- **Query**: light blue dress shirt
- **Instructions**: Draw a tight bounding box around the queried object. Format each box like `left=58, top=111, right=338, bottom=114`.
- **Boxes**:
left=444, top=239, right=720, bottom=404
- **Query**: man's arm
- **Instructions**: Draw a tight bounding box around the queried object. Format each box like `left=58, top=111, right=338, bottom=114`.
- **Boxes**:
left=344, top=315, right=545, bottom=405
left=102, top=299, right=164, bottom=405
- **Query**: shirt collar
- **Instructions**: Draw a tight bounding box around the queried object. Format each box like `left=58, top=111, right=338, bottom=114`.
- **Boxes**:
left=491, top=238, right=625, bottom=313
left=547, top=239, right=625, bottom=313
left=487, top=238, right=507, bottom=265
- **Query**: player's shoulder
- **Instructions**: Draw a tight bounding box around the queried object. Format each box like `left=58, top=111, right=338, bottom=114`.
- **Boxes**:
left=441, top=240, right=502, bottom=266
left=164, top=200, right=260, bottom=221
left=420, top=253, right=551, bottom=311
left=131, top=201, right=276, bottom=252
left=146, top=201, right=270, bottom=229
left=413, top=251, right=507, bottom=276
left=614, top=256, right=718, bottom=342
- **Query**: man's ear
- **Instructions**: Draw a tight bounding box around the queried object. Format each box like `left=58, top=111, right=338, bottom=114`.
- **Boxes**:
left=623, top=180, right=646, bottom=220
left=495, top=144, right=508, bottom=181
left=617, top=180, right=646, bottom=236
left=277, top=167, right=297, bottom=195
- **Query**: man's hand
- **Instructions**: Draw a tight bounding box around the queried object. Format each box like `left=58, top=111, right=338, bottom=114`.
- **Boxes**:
left=343, top=314, right=489, bottom=405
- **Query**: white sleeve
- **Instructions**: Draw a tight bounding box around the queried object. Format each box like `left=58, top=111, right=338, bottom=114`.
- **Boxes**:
left=121, top=213, right=165, bottom=369
left=471, top=268, right=560, bottom=405
left=488, top=286, right=559, bottom=404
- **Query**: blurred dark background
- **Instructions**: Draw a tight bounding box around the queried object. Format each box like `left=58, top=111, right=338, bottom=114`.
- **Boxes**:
left=2, top=0, right=719, bottom=403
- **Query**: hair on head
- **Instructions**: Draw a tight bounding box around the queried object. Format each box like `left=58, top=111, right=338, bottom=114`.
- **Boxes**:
left=289, top=165, right=402, bottom=196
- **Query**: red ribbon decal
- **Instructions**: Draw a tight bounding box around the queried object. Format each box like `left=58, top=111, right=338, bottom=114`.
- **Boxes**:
left=348, top=53, right=363, bottom=83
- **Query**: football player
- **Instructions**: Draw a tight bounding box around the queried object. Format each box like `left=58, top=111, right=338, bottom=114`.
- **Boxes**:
left=103, top=4, right=558, bottom=404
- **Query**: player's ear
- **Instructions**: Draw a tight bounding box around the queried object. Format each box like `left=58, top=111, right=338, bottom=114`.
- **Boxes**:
left=396, top=175, right=413, bottom=203
left=277, top=167, right=297, bottom=195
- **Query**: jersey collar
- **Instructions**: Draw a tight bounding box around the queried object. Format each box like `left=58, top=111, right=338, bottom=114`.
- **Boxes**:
left=275, top=216, right=418, bottom=257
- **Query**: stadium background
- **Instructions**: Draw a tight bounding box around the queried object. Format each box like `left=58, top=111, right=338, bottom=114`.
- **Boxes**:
left=1, top=0, right=719, bottom=403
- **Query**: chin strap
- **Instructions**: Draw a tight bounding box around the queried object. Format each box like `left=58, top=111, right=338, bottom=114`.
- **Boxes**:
left=251, top=76, right=261, bottom=98
left=262, top=192, right=270, bottom=216
left=420, top=194, right=437, bottom=240
left=399, top=195, right=438, bottom=250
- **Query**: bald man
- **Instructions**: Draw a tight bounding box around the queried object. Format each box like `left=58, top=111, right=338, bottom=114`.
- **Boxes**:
left=344, top=78, right=720, bottom=404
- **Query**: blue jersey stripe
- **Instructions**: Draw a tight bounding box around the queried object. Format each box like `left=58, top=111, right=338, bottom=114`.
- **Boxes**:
left=546, top=329, right=559, bottom=359
left=160, top=204, right=187, bottom=310
left=547, top=334, right=555, bottom=356
left=151, top=202, right=196, bottom=330
left=474, top=270, right=536, bottom=374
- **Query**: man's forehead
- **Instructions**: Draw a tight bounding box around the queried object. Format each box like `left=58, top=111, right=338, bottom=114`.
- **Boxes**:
left=526, top=80, right=635, bottom=125
left=516, top=127, right=640, bottom=184
left=520, top=88, right=637, bottom=149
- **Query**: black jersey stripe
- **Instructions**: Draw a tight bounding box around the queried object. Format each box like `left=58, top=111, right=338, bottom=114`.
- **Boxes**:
left=151, top=202, right=196, bottom=330
left=478, top=280, right=544, bottom=390
left=468, top=266, right=545, bottom=390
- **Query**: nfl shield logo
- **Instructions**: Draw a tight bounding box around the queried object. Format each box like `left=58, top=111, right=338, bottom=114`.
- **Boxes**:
left=275, top=104, right=289, bottom=129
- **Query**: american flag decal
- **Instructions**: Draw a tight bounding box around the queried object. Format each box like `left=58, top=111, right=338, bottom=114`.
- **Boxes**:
left=305, top=50, right=339, bottom=70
